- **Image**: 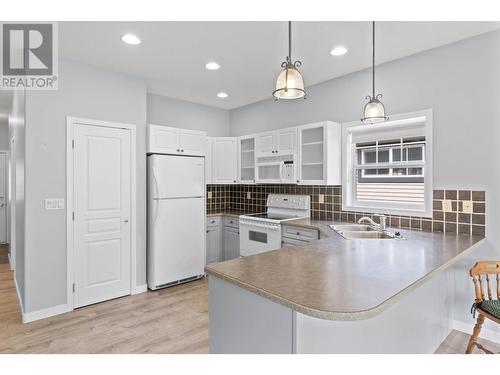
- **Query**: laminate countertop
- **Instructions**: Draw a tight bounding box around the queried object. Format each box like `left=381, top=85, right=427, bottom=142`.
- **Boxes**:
left=204, top=219, right=485, bottom=320
left=206, top=211, right=245, bottom=219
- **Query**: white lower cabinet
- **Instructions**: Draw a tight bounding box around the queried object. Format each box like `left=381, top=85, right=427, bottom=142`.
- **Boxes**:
left=223, top=217, right=240, bottom=260
left=206, top=216, right=239, bottom=264
left=281, top=225, right=319, bottom=248
left=206, top=217, right=222, bottom=264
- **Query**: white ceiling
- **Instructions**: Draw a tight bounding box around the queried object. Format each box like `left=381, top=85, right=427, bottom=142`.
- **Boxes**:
left=59, top=21, right=500, bottom=110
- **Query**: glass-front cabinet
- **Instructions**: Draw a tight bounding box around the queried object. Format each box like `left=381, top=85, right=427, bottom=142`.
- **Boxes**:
left=238, top=136, right=255, bottom=183
left=297, top=121, right=342, bottom=185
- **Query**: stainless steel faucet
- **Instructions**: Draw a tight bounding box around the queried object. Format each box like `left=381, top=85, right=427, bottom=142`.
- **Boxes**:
left=357, top=214, right=387, bottom=231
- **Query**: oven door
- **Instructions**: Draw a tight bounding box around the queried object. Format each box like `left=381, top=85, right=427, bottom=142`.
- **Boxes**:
left=239, top=220, right=282, bottom=257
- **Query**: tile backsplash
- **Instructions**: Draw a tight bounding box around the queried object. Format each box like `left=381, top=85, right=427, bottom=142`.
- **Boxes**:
left=206, top=184, right=486, bottom=235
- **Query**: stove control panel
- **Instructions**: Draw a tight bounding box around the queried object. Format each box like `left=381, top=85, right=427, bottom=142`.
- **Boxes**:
left=267, top=194, right=311, bottom=210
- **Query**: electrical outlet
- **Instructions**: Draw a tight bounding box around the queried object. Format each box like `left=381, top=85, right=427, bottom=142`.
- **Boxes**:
left=207, top=191, right=213, bottom=199
left=246, top=192, right=251, bottom=199
left=318, top=194, right=324, bottom=204
left=462, top=200, right=473, bottom=214
left=442, top=199, right=452, bottom=212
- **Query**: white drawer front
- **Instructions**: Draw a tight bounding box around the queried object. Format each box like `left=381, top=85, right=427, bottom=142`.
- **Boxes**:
left=223, top=217, right=239, bottom=228
left=282, top=225, right=319, bottom=241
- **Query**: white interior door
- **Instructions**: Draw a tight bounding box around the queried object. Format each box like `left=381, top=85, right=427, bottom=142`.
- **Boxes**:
left=73, top=124, right=132, bottom=308
left=0, top=152, right=6, bottom=243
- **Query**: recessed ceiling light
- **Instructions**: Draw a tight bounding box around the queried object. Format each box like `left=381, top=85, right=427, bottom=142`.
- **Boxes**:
left=330, top=46, right=348, bottom=56
left=121, top=34, right=141, bottom=45
left=217, top=92, right=228, bottom=98
left=205, top=62, right=220, bottom=70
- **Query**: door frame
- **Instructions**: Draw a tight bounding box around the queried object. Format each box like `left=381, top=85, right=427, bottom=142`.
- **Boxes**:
left=0, top=150, right=9, bottom=246
left=66, top=116, right=137, bottom=310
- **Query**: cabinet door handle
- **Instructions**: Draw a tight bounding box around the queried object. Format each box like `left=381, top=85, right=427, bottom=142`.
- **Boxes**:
left=296, top=232, right=300, bottom=235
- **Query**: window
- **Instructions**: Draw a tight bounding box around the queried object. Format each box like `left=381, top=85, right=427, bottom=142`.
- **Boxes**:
left=342, top=110, right=433, bottom=217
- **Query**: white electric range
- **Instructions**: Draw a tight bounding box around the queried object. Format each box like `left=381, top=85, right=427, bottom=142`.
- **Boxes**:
left=239, top=194, right=311, bottom=256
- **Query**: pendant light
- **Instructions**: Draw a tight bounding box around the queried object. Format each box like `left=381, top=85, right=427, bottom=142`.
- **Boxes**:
left=361, top=21, right=388, bottom=123
left=272, top=21, right=308, bottom=100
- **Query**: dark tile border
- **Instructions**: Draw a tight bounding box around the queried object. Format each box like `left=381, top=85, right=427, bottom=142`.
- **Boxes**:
left=206, top=185, right=486, bottom=235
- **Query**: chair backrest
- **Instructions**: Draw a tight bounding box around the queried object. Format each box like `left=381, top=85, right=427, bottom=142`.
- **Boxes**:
left=470, top=261, right=500, bottom=303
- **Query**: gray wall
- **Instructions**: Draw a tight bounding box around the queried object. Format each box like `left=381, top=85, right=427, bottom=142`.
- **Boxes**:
left=147, top=93, right=230, bottom=136
left=230, top=30, right=500, bottom=333
left=0, top=123, right=8, bottom=150
left=10, top=89, right=26, bottom=309
left=24, top=59, right=147, bottom=313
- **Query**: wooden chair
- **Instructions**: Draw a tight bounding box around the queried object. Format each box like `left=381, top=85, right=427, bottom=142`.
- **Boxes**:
left=466, top=261, right=500, bottom=354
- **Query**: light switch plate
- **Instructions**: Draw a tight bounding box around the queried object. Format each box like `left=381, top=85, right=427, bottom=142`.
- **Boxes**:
left=45, top=198, right=64, bottom=210
left=462, top=200, right=473, bottom=214
left=246, top=192, right=251, bottom=199
left=442, top=199, right=452, bottom=212
left=318, top=194, right=324, bottom=204
left=207, top=191, right=213, bottom=199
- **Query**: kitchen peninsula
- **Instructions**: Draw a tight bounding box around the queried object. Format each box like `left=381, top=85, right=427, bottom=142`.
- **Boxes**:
left=205, top=221, right=484, bottom=353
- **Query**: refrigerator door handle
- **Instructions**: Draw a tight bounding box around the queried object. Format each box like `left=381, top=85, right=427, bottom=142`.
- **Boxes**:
left=152, top=163, right=160, bottom=199
left=152, top=199, right=160, bottom=225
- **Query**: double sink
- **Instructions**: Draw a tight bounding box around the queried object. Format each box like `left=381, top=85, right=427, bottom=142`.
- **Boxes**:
left=329, top=224, right=402, bottom=240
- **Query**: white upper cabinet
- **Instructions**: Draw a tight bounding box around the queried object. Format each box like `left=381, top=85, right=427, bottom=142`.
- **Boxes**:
left=297, top=121, right=341, bottom=185
left=205, top=138, right=213, bottom=184
left=147, top=124, right=206, bottom=156
left=256, top=132, right=275, bottom=157
left=148, top=122, right=340, bottom=186
left=276, top=128, right=296, bottom=155
left=178, top=129, right=207, bottom=156
left=256, top=128, right=297, bottom=157
left=238, top=136, right=255, bottom=183
left=212, top=137, right=238, bottom=184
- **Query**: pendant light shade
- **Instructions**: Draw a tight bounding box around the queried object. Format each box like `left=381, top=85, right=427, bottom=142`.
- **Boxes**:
left=363, top=95, right=387, bottom=123
left=273, top=21, right=308, bottom=100
left=362, top=21, right=388, bottom=123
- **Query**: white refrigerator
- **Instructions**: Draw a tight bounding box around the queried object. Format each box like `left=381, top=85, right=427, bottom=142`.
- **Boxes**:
left=147, top=154, right=205, bottom=290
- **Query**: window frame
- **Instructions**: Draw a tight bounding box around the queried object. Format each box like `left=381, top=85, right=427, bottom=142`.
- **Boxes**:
left=342, top=109, right=433, bottom=217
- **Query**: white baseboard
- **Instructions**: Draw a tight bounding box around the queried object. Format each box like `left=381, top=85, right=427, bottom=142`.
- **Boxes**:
left=132, top=284, right=148, bottom=295
left=22, top=303, right=72, bottom=323
left=8, top=252, right=13, bottom=271
left=453, top=319, right=500, bottom=344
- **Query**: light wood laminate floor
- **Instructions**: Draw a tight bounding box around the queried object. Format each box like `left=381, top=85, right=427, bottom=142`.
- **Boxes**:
left=0, top=252, right=497, bottom=354
left=0, top=244, right=9, bottom=264
left=0, top=259, right=208, bottom=353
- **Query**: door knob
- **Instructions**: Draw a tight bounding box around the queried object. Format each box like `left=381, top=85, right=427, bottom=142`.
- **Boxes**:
left=123, top=219, right=129, bottom=223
